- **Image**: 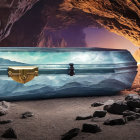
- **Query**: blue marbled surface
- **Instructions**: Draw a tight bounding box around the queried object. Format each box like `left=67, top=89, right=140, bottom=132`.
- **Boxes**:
left=0, top=48, right=137, bottom=100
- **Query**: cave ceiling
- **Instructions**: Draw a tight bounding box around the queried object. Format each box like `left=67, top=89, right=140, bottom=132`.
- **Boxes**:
left=0, top=0, right=139, bottom=47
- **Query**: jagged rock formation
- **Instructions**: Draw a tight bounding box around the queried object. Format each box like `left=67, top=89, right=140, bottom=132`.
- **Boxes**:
left=0, top=0, right=46, bottom=46
left=61, top=0, right=140, bottom=46
left=0, top=0, right=99, bottom=47
left=37, top=25, right=87, bottom=47
left=0, top=0, right=139, bottom=47
left=0, top=0, right=39, bottom=42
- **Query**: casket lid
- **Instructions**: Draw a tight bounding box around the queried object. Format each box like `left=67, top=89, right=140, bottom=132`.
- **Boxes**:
left=0, top=47, right=137, bottom=75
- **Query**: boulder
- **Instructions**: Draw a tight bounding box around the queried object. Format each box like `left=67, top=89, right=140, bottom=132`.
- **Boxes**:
left=104, top=100, right=128, bottom=115
left=125, top=94, right=140, bottom=101
left=104, top=118, right=126, bottom=126
left=0, top=107, right=8, bottom=116
left=0, top=101, right=10, bottom=116
left=82, top=123, right=101, bottom=133
left=61, top=128, right=80, bottom=140
left=0, top=101, right=10, bottom=109
left=127, top=99, right=140, bottom=108
left=93, top=110, right=107, bottom=118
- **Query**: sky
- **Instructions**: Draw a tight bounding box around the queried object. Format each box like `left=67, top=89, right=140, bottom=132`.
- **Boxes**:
left=84, top=27, right=139, bottom=55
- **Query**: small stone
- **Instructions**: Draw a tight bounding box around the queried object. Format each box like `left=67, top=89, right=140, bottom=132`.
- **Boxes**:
left=0, top=108, right=7, bottom=116
left=103, top=105, right=111, bottom=111
left=61, top=128, right=80, bottom=140
left=127, top=99, right=140, bottom=108
left=104, top=118, right=126, bottom=126
left=82, top=123, right=101, bottom=133
left=134, top=108, right=140, bottom=113
left=2, top=128, right=17, bottom=139
left=123, top=110, right=136, bottom=117
left=135, top=113, right=140, bottom=119
left=104, top=100, right=128, bottom=115
left=125, top=115, right=136, bottom=121
left=125, top=94, right=139, bottom=101
left=21, top=111, right=34, bottom=119
left=0, top=120, right=12, bottom=124
left=76, top=115, right=92, bottom=120
left=93, top=110, right=107, bottom=118
left=91, top=102, right=104, bottom=107
left=0, top=101, right=10, bottom=109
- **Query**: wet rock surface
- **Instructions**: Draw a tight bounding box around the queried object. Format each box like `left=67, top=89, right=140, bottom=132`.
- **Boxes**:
left=125, top=94, right=140, bottom=109
left=93, top=110, right=107, bottom=118
left=2, top=128, right=17, bottom=139
left=82, top=123, right=101, bottom=133
left=61, top=128, right=80, bottom=140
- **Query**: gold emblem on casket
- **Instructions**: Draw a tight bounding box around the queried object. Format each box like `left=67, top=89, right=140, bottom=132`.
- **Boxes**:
left=8, top=66, right=38, bottom=84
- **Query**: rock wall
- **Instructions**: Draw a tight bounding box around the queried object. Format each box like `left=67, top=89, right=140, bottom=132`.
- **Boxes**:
left=0, top=0, right=100, bottom=47
left=61, top=0, right=140, bottom=46
left=0, top=0, right=139, bottom=47
left=0, top=0, right=39, bottom=42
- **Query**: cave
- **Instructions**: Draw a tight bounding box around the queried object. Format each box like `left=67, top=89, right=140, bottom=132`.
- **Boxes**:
left=0, top=0, right=140, bottom=140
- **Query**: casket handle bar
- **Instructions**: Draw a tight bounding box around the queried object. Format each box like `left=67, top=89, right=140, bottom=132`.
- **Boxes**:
left=68, top=63, right=75, bottom=76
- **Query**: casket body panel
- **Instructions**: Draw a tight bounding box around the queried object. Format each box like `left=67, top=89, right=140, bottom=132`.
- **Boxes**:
left=0, top=47, right=137, bottom=100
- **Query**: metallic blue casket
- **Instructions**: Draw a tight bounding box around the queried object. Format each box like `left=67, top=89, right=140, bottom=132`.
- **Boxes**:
left=0, top=47, right=137, bottom=100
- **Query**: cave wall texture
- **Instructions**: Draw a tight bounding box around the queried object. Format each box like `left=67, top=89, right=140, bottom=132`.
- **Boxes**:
left=0, top=0, right=139, bottom=47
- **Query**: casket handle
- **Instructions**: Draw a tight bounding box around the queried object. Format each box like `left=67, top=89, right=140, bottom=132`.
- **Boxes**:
left=68, top=63, right=75, bottom=76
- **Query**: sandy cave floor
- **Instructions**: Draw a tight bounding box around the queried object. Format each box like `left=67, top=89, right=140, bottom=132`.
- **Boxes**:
left=0, top=94, right=140, bottom=140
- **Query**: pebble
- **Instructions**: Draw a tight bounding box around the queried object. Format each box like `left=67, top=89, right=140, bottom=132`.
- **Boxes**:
left=82, top=123, right=101, bottom=133
left=93, top=110, right=107, bottom=118
left=2, top=128, right=17, bottom=139
left=61, top=128, right=80, bottom=140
